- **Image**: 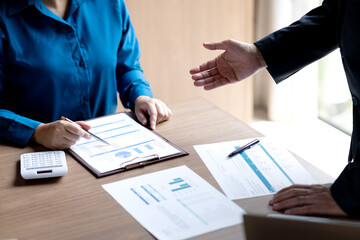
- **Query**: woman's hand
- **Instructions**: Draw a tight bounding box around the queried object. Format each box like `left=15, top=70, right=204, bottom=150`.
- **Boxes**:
left=134, top=96, right=172, bottom=130
left=31, top=120, right=91, bottom=150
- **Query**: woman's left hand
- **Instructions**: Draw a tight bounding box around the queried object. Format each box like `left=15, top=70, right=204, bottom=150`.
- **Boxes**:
left=269, top=184, right=347, bottom=216
left=134, top=96, right=172, bottom=130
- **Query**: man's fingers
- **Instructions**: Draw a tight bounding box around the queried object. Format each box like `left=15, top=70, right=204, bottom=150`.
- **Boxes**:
left=190, top=59, right=217, bottom=75
left=193, top=74, right=220, bottom=86
left=272, top=188, right=312, bottom=204
left=271, top=185, right=317, bottom=201
left=203, top=41, right=229, bottom=51
left=203, top=77, right=231, bottom=90
left=268, top=184, right=346, bottom=216
left=189, top=41, right=226, bottom=74
left=192, top=67, right=219, bottom=80
left=198, top=59, right=217, bottom=73
left=278, top=192, right=343, bottom=216
left=283, top=204, right=324, bottom=215
left=277, top=184, right=317, bottom=194
left=272, top=195, right=314, bottom=211
left=269, top=185, right=325, bottom=206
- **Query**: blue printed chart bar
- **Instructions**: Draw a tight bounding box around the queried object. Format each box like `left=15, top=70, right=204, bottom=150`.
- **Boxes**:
left=169, top=177, right=191, bottom=192
left=145, top=144, right=153, bottom=150
left=169, top=177, right=184, bottom=185
left=171, top=183, right=191, bottom=192
left=130, top=184, right=167, bottom=205
left=194, top=138, right=317, bottom=200
left=133, top=148, right=143, bottom=154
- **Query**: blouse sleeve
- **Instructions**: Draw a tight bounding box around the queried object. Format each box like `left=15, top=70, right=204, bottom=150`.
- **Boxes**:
left=0, top=20, right=41, bottom=147
left=115, top=0, right=153, bottom=110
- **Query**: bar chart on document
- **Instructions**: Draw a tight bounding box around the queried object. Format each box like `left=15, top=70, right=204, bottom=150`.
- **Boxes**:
left=194, top=138, right=317, bottom=200
left=70, top=113, right=181, bottom=174
left=102, top=166, right=245, bottom=240
left=130, top=176, right=195, bottom=206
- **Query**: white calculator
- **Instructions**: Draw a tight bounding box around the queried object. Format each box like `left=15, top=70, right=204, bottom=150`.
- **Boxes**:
left=20, top=151, right=68, bottom=179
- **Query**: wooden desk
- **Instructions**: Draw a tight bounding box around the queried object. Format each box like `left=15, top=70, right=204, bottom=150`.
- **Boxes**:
left=0, top=98, right=333, bottom=240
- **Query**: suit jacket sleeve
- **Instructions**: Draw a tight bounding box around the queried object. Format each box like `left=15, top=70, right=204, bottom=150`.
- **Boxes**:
left=254, top=0, right=338, bottom=83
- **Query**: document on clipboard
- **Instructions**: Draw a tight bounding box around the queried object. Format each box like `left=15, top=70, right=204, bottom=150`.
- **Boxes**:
left=68, top=112, right=188, bottom=177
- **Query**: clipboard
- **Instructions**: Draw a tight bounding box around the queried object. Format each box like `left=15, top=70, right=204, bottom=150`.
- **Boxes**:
left=67, top=112, right=188, bottom=177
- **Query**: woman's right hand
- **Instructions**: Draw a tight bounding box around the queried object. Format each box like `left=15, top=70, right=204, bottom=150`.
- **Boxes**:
left=31, top=120, right=91, bottom=150
left=189, top=39, right=267, bottom=90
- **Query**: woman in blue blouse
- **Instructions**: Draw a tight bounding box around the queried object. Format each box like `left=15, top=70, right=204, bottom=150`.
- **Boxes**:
left=0, top=0, right=171, bottom=149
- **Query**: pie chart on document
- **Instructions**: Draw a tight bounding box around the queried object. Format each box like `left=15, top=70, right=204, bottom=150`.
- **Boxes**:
left=115, top=151, right=132, bottom=158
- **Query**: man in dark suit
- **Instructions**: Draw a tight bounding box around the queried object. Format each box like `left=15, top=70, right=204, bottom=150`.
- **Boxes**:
left=190, top=0, right=359, bottom=217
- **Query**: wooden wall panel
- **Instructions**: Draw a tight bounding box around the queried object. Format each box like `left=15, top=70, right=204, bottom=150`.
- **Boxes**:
left=122, top=0, right=254, bottom=123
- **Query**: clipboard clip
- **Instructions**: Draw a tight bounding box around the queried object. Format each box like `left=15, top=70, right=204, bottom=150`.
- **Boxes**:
left=120, top=154, right=160, bottom=170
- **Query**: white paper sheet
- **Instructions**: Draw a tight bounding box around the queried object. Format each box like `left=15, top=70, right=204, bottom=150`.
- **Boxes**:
left=102, top=166, right=245, bottom=240
left=194, top=138, right=317, bottom=200
left=70, top=113, right=181, bottom=173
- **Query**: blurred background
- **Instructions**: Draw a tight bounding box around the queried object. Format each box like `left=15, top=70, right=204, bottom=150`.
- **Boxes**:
left=122, top=0, right=351, bottom=179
